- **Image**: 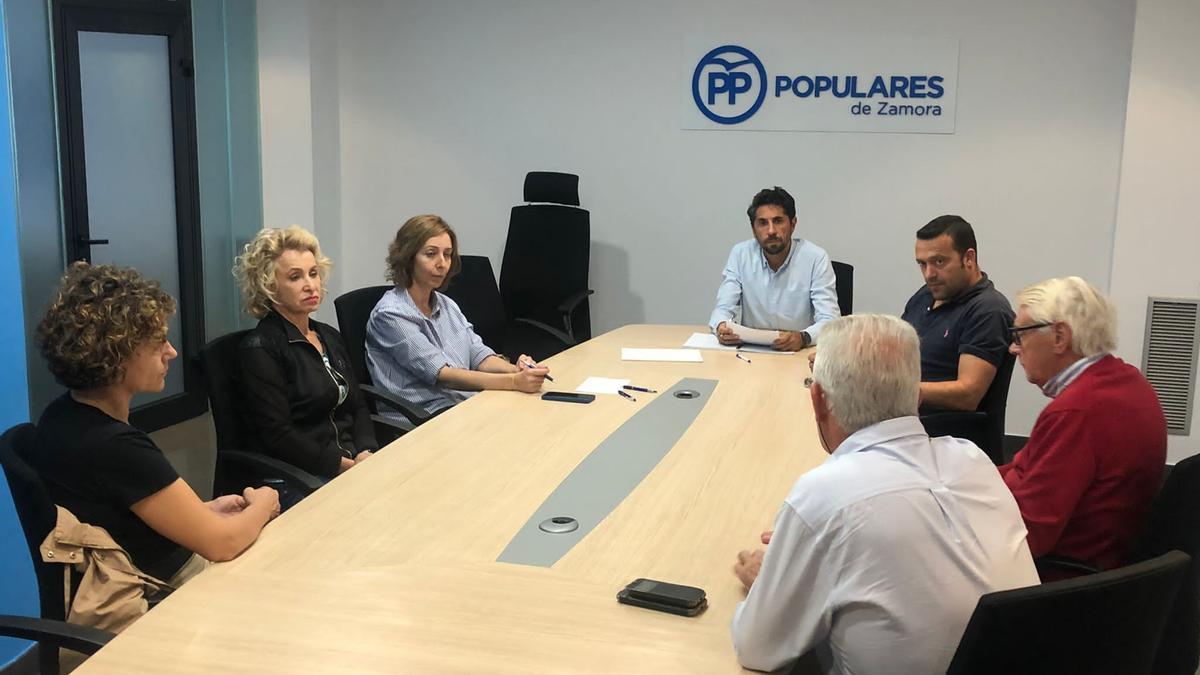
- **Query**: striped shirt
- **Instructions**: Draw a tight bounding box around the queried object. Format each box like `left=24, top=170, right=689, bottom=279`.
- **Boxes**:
left=366, top=286, right=495, bottom=416
left=1042, top=352, right=1107, bottom=398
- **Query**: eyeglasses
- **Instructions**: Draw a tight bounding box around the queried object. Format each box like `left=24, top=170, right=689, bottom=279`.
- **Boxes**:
left=1008, top=322, right=1053, bottom=346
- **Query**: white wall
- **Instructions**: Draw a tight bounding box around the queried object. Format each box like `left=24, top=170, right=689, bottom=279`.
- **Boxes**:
left=1109, top=0, right=1200, bottom=462
left=257, top=0, right=1140, bottom=438
left=257, top=0, right=313, bottom=229
left=256, top=0, right=339, bottom=324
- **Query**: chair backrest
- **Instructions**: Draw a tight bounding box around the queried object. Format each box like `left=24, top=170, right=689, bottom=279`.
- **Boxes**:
left=1, top=424, right=68, bottom=624
left=947, top=550, right=1190, bottom=675
left=333, top=285, right=393, bottom=386
left=500, top=171, right=591, bottom=340
left=1, top=423, right=77, bottom=674
left=442, top=256, right=508, bottom=354
left=197, top=330, right=254, bottom=453
left=1132, top=455, right=1200, bottom=675
left=831, top=260, right=853, bottom=316
left=523, top=171, right=579, bottom=205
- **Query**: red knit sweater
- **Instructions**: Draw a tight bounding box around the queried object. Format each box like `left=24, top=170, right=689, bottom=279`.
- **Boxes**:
left=999, top=355, right=1166, bottom=571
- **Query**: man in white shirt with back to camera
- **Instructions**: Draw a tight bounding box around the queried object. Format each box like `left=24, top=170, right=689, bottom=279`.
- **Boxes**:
left=730, top=314, right=1038, bottom=674
left=709, top=186, right=841, bottom=351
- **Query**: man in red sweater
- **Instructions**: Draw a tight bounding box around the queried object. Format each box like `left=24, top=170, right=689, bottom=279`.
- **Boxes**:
left=999, top=276, right=1166, bottom=574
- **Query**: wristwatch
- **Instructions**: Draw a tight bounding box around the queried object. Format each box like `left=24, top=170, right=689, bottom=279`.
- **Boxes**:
left=800, top=331, right=812, bottom=348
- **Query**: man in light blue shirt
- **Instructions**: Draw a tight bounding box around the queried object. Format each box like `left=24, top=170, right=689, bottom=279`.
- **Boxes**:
left=709, top=186, right=840, bottom=350
left=730, top=314, right=1037, bottom=673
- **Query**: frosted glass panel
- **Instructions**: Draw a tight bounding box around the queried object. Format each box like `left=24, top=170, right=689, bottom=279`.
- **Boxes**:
left=78, top=31, right=182, bottom=406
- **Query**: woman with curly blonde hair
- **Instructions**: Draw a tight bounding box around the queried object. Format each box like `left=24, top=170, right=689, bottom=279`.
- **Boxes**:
left=33, top=262, right=279, bottom=586
left=233, top=226, right=377, bottom=478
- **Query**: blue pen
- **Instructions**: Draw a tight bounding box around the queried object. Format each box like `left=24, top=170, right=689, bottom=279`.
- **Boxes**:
left=622, top=385, right=657, bottom=394
left=520, top=359, right=555, bottom=382
left=617, top=389, right=636, bottom=402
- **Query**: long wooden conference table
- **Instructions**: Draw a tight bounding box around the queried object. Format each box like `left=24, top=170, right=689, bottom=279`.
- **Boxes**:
left=77, top=325, right=826, bottom=673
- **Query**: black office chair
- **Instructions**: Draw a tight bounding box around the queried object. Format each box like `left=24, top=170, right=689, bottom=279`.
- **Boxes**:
left=831, top=260, right=853, bottom=316
left=920, top=350, right=1016, bottom=464
left=443, top=255, right=574, bottom=362
left=0, top=424, right=114, bottom=674
left=1033, top=457, right=1200, bottom=673
left=499, top=171, right=594, bottom=342
left=1130, top=455, right=1200, bottom=675
left=333, top=286, right=432, bottom=430
left=947, top=550, right=1190, bottom=675
left=197, top=331, right=327, bottom=509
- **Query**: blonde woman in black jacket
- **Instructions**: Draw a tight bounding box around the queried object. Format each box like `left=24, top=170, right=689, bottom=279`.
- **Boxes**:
left=233, top=226, right=377, bottom=479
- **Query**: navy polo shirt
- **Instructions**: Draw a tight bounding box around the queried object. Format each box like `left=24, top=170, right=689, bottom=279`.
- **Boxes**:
left=901, top=273, right=1014, bottom=383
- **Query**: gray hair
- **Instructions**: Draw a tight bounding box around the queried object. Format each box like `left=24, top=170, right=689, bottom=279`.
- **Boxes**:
left=812, top=314, right=921, bottom=434
left=1015, top=276, right=1116, bottom=357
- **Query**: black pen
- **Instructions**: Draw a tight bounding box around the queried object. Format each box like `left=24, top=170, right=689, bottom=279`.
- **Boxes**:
left=520, top=358, right=555, bottom=382
left=736, top=352, right=752, bottom=364
left=617, top=389, right=637, bottom=402
left=622, top=385, right=657, bottom=394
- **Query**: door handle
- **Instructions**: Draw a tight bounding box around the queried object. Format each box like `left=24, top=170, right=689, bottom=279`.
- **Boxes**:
left=80, top=238, right=110, bottom=246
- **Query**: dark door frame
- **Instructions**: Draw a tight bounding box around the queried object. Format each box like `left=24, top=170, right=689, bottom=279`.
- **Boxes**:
left=51, top=0, right=206, bottom=431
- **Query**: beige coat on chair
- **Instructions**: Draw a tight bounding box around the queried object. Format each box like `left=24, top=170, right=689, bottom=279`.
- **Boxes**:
left=40, top=506, right=172, bottom=635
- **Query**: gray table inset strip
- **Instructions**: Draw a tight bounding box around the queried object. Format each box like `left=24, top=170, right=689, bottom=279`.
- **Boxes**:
left=497, top=378, right=718, bottom=567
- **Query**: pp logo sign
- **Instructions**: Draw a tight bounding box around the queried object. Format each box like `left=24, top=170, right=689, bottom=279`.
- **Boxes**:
left=692, top=45, right=767, bottom=125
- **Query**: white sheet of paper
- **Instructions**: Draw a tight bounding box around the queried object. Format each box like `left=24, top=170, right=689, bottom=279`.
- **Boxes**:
left=727, top=321, right=782, bottom=346
left=682, top=332, right=794, bottom=355
left=575, top=377, right=631, bottom=395
left=620, top=348, right=704, bottom=362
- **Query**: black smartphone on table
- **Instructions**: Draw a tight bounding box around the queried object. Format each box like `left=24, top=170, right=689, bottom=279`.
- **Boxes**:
left=616, top=578, right=707, bottom=617
left=541, top=391, right=596, bottom=404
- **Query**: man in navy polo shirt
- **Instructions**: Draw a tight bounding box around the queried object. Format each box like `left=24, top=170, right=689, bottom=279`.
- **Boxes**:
left=901, top=215, right=1013, bottom=412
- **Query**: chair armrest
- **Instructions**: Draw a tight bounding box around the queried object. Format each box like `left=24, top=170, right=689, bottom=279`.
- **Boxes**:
left=360, top=384, right=431, bottom=427
left=0, top=615, right=113, bottom=655
left=218, top=450, right=327, bottom=493
left=555, top=289, right=594, bottom=315
left=1035, top=555, right=1102, bottom=576
left=371, top=414, right=411, bottom=447
left=371, top=414, right=412, bottom=434
left=513, top=318, right=576, bottom=347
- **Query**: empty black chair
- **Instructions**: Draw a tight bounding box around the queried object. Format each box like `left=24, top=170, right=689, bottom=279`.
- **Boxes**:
left=333, top=286, right=432, bottom=429
left=831, top=260, right=853, bottom=316
left=197, top=331, right=327, bottom=509
left=443, top=255, right=574, bottom=362
left=0, top=424, right=113, bottom=674
left=948, top=550, right=1190, bottom=675
left=920, top=350, right=1016, bottom=464
left=499, top=171, right=594, bottom=342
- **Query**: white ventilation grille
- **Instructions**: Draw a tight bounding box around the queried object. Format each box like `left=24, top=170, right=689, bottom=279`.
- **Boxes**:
left=1142, top=298, right=1199, bottom=435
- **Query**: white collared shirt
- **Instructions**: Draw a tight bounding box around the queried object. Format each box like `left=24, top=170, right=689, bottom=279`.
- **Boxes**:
left=731, top=416, right=1038, bottom=673
left=708, top=237, right=841, bottom=342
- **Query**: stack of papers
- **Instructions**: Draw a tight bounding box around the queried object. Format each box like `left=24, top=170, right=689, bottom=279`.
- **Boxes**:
left=726, top=321, right=780, bottom=346
left=683, top=333, right=793, bottom=355
left=620, top=348, right=703, bottom=362
left=575, top=377, right=631, bottom=394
